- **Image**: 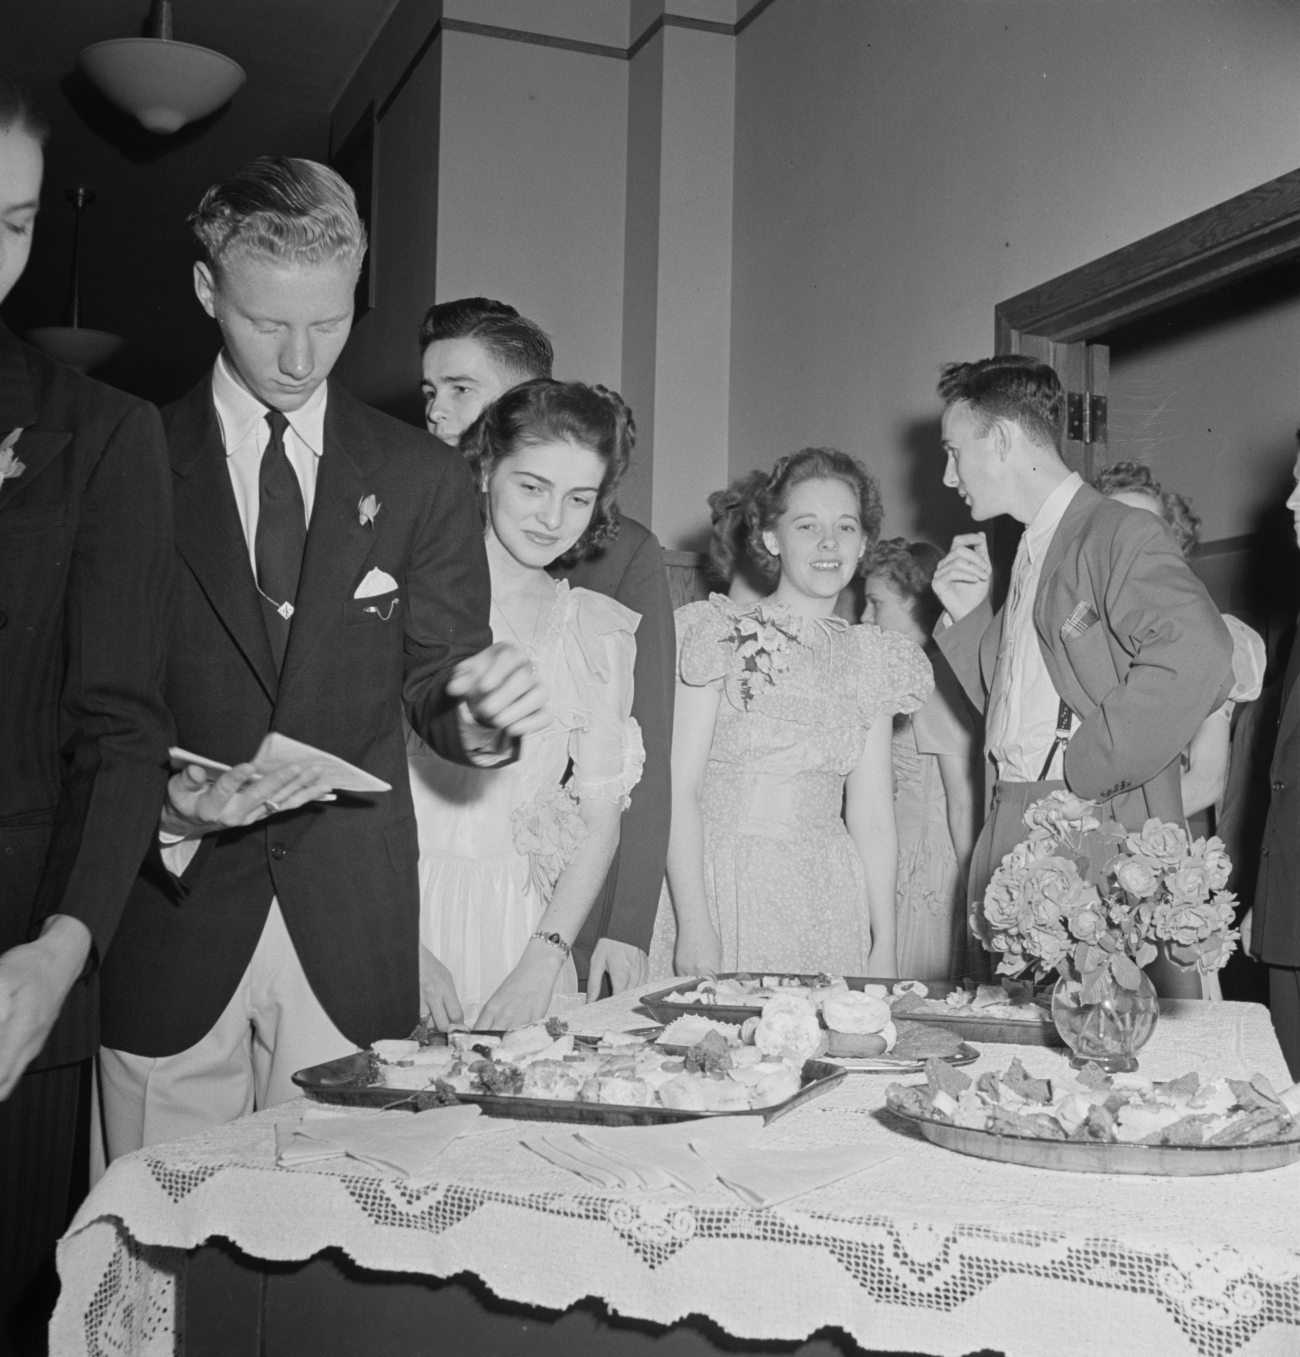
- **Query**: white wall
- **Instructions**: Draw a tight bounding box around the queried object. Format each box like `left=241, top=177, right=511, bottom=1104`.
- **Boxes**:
left=436, top=30, right=629, bottom=403
left=728, top=0, right=1300, bottom=549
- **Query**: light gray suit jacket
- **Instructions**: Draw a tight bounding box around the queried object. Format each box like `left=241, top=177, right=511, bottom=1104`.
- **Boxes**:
left=937, top=483, right=1234, bottom=830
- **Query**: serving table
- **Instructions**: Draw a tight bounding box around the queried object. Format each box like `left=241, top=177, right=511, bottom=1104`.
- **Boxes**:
left=53, top=990, right=1300, bottom=1357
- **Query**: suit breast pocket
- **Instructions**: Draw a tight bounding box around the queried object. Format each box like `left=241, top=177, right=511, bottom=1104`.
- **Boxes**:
left=344, top=590, right=402, bottom=627
left=1061, top=621, right=1120, bottom=703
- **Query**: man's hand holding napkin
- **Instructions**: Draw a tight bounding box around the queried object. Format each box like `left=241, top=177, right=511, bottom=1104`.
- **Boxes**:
left=162, top=732, right=342, bottom=841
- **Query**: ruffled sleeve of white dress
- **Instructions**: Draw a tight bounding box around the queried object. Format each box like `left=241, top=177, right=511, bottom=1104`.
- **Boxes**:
left=561, top=587, right=646, bottom=808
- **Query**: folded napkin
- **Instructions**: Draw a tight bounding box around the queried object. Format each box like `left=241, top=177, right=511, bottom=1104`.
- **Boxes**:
left=525, top=1117, right=768, bottom=1194
left=277, top=1104, right=485, bottom=1177
left=689, top=1137, right=899, bottom=1207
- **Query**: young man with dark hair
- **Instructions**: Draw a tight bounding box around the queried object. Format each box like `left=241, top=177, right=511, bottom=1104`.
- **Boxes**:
left=931, top=355, right=1234, bottom=980
left=98, top=162, right=546, bottom=1156
left=416, top=297, right=674, bottom=996
left=420, top=301, right=554, bottom=447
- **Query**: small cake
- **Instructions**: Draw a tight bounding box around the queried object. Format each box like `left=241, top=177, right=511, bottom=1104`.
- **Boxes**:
left=754, top=995, right=826, bottom=1061
left=821, top=991, right=896, bottom=1057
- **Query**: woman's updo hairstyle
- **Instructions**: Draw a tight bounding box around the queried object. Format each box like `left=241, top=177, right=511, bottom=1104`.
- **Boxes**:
left=461, top=377, right=634, bottom=565
left=866, top=537, right=944, bottom=634
left=706, top=468, right=769, bottom=592
left=1094, top=460, right=1201, bottom=555
left=745, top=447, right=883, bottom=582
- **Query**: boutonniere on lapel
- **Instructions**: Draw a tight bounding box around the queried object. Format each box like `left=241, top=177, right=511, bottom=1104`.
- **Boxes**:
left=358, top=494, right=381, bottom=529
left=0, top=427, right=25, bottom=484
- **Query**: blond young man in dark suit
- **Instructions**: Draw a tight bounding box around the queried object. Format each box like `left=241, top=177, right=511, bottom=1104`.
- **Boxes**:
left=419, top=299, right=674, bottom=999
left=932, top=357, right=1234, bottom=991
left=99, top=161, right=545, bottom=1157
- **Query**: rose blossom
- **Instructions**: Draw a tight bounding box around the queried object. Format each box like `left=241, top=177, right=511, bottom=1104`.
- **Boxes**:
left=1152, top=899, right=1212, bottom=948
left=1195, top=929, right=1239, bottom=973
left=982, top=875, right=1021, bottom=929
left=1069, top=906, right=1107, bottom=943
left=1192, top=837, right=1233, bottom=892
left=1126, top=818, right=1189, bottom=867
left=1024, top=856, right=1088, bottom=916
left=1115, top=855, right=1160, bottom=899
left=1167, top=863, right=1212, bottom=903
left=1023, top=791, right=1101, bottom=840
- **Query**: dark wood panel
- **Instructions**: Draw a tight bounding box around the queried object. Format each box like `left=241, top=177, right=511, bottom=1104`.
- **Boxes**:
left=996, top=168, right=1300, bottom=343
left=663, top=550, right=711, bottom=611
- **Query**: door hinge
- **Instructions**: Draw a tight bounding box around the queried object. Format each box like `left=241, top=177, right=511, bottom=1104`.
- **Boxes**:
left=1066, top=392, right=1108, bottom=444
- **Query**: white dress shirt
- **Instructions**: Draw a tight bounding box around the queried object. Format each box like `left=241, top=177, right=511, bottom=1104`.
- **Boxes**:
left=212, top=351, right=326, bottom=573
left=984, top=472, right=1083, bottom=783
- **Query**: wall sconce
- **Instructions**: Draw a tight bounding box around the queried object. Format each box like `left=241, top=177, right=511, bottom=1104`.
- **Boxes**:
left=26, top=188, right=123, bottom=374
left=78, top=0, right=245, bottom=135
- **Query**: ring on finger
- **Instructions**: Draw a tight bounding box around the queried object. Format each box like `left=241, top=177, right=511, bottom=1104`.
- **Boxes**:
left=263, top=798, right=281, bottom=814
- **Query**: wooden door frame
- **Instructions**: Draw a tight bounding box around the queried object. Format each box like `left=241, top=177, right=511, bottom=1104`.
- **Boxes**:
left=994, top=167, right=1300, bottom=348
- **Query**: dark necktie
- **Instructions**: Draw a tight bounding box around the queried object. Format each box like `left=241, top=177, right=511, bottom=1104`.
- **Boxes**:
left=255, top=409, right=306, bottom=672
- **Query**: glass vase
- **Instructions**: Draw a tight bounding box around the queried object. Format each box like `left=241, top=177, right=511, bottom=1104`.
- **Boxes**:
left=1051, top=963, right=1159, bottom=1072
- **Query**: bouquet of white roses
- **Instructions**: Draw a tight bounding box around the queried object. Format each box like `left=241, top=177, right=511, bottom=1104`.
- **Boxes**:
left=980, top=791, right=1238, bottom=1003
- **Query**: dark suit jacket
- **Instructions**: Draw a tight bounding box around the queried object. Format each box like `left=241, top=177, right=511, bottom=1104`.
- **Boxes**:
left=0, top=324, right=172, bottom=1070
left=1252, top=614, right=1300, bottom=967
left=553, top=517, right=674, bottom=971
left=937, top=483, right=1233, bottom=829
left=100, top=375, right=493, bottom=1056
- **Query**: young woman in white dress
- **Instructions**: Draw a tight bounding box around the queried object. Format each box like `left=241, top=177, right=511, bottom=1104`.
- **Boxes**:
left=408, top=380, right=645, bottom=1030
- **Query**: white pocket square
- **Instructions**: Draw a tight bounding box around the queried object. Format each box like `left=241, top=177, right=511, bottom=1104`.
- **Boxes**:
left=355, top=568, right=398, bottom=599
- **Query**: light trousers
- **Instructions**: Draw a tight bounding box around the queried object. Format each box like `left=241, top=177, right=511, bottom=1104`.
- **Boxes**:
left=99, top=899, right=355, bottom=1161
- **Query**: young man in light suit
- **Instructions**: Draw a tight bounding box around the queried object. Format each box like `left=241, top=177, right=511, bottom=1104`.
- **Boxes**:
left=419, top=298, right=675, bottom=999
left=931, top=356, right=1234, bottom=987
left=98, top=161, right=545, bottom=1157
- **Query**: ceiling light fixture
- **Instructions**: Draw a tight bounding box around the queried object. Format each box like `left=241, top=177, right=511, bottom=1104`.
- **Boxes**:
left=26, top=188, right=123, bottom=374
left=78, top=0, right=246, bottom=135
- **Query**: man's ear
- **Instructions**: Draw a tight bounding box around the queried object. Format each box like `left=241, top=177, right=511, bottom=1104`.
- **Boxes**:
left=193, top=262, right=218, bottom=320
left=991, top=418, right=1013, bottom=463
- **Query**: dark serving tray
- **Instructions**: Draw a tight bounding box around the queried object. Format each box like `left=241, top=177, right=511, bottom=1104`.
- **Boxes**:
left=292, top=1053, right=847, bottom=1127
left=640, top=974, right=1064, bottom=1047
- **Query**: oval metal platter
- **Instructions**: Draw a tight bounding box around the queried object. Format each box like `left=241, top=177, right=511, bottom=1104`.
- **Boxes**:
left=891, top=1107, right=1300, bottom=1175
left=639, top=974, right=1063, bottom=1046
left=292, top=1054, right=846, bottom=1128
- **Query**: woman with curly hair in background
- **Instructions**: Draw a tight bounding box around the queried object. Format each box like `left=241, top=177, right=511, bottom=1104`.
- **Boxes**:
left=408, top=380, right=646, bottom=1029
left=864, top=540, right=981, bottom=982
left=649, top=449, right=933, bottom=979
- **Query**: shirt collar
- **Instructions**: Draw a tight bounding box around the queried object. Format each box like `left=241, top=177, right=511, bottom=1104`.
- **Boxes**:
left=211, top=351, right=328, bottom=458
left=1023, top=471, right=1083, bottom=564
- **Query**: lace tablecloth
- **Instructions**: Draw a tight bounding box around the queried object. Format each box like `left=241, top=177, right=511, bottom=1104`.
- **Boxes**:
left=53, top=993, right=1300, bottom=1357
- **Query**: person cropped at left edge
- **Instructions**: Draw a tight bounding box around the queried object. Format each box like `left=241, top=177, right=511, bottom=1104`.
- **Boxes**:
left=98, top=158, right=544, bottom=1160
left=0, top=82, right=171, bottom=1341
